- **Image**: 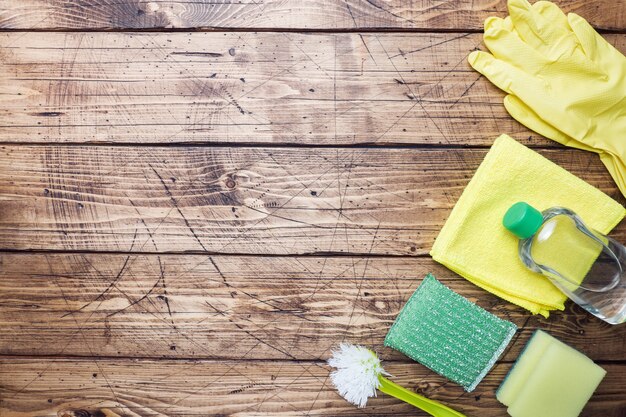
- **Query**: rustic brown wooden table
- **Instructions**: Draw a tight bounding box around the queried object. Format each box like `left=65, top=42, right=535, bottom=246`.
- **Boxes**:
left=0, top=1, right=625, bottom=416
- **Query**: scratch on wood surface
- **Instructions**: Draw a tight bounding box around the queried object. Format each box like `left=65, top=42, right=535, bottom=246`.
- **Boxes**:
left=158, top=255, right=176, bottom=327
left=169, top=51, right=223, bottom=57
left=364, top=0, right=417, bottom=25
left=389, top=32, right=472, bottom=58
left=61, top=252, right=133, bottom=318
left=449, top=72, right=482, bottom=109
left=149, top=163, right=208, bottom=252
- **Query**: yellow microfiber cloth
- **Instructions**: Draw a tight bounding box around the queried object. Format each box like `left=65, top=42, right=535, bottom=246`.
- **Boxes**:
left=430, top=134, right=625, bottom=317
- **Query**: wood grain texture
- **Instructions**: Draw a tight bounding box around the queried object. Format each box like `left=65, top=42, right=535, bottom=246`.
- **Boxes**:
left=1, top=145, right=624, bottom=255
left=0, top=0, right=624, bottom=30
left=1, top=253, right=624, bottom=361
left=1, top=358, right=624, bottom=417
left=2, top=1, right=626, bottom=415
left=1, top=31, right=624, bottom=145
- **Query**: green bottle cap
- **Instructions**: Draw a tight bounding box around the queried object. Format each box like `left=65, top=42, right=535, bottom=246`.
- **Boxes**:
left=503, top=202, right=543, bottom=239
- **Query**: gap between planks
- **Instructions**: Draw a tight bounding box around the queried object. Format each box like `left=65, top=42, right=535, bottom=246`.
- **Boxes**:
left=0, top=353, right=624, bottom=366
left=0, top=28, right=623, bottom=34
left=0, top=248, right=435, bottom=257
left=0, top=142, right=571, bottom=149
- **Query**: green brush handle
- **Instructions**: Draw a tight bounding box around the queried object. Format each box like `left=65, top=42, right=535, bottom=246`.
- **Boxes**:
left=378, top=376, right=466, bottom=417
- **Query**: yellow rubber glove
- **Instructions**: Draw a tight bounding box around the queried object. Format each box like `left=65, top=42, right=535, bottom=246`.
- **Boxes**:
left=468, top=0, right=626, bottom=196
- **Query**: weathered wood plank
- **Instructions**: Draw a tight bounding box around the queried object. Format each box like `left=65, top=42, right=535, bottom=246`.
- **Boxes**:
left=1, top=32, right=624, bottom=145
left=1, top=253, right=624, bottom=361
left=0, top=0, right=624, bottom=31
left=1, top=358, right=624, bottom=417
left=0, top=146, right=624, bottom=255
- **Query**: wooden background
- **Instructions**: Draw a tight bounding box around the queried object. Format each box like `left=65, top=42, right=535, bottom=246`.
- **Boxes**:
left=0, top=1, right=625, bottom=416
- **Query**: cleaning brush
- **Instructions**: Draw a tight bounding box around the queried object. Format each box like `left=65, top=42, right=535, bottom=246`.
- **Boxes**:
left=328, top=343, right=466, bottom=417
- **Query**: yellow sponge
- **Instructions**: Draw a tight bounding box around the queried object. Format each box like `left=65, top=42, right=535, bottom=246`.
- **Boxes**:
left=497, top=330, right=606, bottom=417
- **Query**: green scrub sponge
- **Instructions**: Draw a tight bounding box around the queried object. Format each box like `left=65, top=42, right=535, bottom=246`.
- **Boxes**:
left=385, top=274, right=517, bottom=391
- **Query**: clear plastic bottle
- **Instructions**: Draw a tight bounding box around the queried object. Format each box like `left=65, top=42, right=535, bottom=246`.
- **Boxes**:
left=503, top=202, right=626, bottom=325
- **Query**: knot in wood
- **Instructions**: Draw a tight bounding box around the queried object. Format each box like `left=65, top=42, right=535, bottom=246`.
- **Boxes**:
left=225, top=179, right=236, bottom=189
left=415, top=381, right=434, bottom=394
left=58, top=410, right=90, bottom=417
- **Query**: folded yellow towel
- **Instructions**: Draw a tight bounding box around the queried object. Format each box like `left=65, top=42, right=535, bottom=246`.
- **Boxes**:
left=430, top=134, right=625, bottom=317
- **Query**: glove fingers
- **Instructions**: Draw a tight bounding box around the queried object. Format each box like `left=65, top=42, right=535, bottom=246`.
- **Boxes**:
left=531, top=1, right=572, bottom=40
left=507, top=0, right=549, bottom=48
left=470, top=50, right=593, bottom=142
left=567, top=13, right=616, bottom=61
left=508, top=0, right=576, bottom=57
left=484, top=16, right=550, bottom=75
left=468, top=51, right=539, bottom=96
left=503, top=94, right=595, bottom=152
left=532, top=1, right=568, bottom=25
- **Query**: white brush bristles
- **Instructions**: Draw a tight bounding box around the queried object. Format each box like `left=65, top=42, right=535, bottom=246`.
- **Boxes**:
left=327, top=343, right=389, bottom=408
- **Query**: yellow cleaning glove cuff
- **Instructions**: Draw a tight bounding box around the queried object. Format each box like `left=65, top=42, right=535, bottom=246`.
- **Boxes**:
left=468, top=0, right=626, bottom=196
